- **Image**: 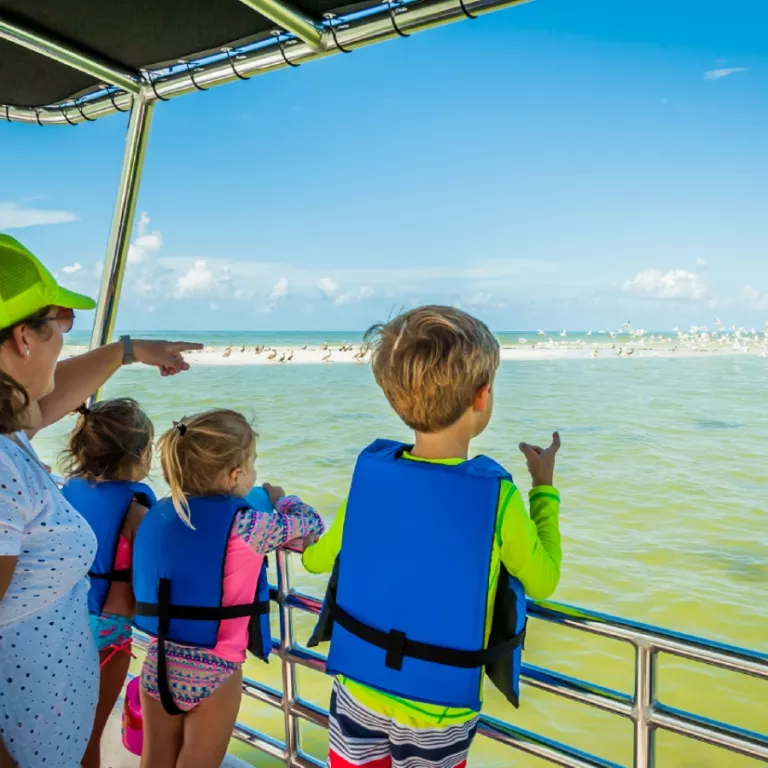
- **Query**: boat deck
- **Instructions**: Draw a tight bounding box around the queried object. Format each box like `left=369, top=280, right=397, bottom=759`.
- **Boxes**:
left=103, top=703, right=254, bottom=768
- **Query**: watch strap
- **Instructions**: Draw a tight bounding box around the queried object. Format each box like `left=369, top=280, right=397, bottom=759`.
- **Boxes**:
left=120, top=334, right=135, bottom=365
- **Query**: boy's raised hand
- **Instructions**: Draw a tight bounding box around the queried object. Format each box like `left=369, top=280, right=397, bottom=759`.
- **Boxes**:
left=519, top=431, right=561, bottom=487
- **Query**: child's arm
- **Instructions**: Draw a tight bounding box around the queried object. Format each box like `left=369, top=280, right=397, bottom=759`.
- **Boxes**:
left=301, top=500, right=346, bottom=574
left=239, top=494, right=326, bottom=555
left=498, top=482, right=561, bottom=600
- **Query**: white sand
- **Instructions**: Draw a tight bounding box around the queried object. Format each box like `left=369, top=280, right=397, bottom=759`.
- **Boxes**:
left=154, top=343, right=768, bottom=365
left=60, top=338, right=768, bottom=366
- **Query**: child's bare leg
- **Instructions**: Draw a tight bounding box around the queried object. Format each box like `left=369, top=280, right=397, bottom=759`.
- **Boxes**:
left=139, top=685, right=185, bottom=768
left=177, top=667, right=243, bottom=768
left=81, top=649, right=132, bottom=768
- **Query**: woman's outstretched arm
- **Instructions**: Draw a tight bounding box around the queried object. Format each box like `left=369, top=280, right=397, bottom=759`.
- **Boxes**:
left=35, top=339, right=203, bottom=432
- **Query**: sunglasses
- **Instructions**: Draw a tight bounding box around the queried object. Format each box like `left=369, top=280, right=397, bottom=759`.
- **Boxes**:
left=42, top=308, right=75, bottom=334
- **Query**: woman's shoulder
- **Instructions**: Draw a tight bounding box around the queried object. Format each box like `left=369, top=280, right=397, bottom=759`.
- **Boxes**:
left=0, top=433, right=53, bottom=515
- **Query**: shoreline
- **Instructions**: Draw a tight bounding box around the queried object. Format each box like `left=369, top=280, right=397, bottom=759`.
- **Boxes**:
left=60, top=341, right=768, bottom=365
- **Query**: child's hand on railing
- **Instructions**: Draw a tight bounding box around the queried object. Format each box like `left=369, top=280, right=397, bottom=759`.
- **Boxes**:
left=283, top=533, right=320, bottom=553
left=519, top=431, right=561, bottom=487
left=263, top=483, right=285, bottom=508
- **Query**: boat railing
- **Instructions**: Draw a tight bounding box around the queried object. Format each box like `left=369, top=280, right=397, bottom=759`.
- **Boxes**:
left=134, top=548, right=768, bottom=768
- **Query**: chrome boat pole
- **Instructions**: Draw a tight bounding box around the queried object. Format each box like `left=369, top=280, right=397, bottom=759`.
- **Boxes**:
left=89, top=96, right=154, bottom=397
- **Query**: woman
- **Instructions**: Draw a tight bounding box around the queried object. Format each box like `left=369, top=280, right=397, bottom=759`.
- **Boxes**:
left=0, top=233, right=202, bottom=767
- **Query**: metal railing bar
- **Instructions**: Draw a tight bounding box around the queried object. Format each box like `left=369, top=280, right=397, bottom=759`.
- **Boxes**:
left=231, top=723, right=288, bottom=761
left=130, top=550, right=767, bottom=768
left=478, top=715, right=624, bottom=768
left=632, top=645, right=655, bottom=768
left=2, top=0, right=532, bottom=124
left=235, top=0, right=324, bottom=49
left=88, top=95, right=153, bottom=370
left=285, top=588, right=768, bottom=682
left=524, top=663, right=633, bottom=718
left=292, top=697, right=330, bottom=729
left=528, top=602, right=768, bottom=678
left=0, top=15, right=140, bottom=94
left=285, top=640, right=634, bottom=719
left=291, top=753, right=324, bottom=768
left=649, top=703, right=768, bottom=762
left=242, top=677, right=284, bottom=709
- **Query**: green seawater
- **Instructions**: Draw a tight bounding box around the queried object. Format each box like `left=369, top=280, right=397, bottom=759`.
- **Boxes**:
left=33, top=356, right=768, bottom=767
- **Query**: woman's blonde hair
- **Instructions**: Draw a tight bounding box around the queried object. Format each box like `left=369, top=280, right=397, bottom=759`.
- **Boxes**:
left=157, top=409, right=256, bottom=527
left=60, top=398, right=154, bottom=482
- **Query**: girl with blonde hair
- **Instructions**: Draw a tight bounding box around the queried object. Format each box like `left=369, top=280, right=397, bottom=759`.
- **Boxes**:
left=133, top=408, right=324, bottom=767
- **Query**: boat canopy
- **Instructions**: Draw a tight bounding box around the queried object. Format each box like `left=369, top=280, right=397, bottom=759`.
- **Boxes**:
left=0, top=0, right=527, bottom=124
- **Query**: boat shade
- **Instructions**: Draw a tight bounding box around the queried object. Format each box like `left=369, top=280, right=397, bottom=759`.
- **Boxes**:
left=0, top=0, right=350, bottom=108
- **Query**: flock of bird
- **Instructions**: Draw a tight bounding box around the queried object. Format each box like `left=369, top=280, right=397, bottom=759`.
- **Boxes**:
left=513, top=320, right=768, bottom=358
left=201, top=320, right=768, bottom=363
left=215, top=342, right=369, bottom=363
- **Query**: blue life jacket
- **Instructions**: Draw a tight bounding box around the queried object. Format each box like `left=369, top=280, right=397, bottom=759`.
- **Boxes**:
left=133, top=495, right=272, bottom=715
left=61, top=477, right=156, bottom=616
left=309, top=440, right=527, bottom=712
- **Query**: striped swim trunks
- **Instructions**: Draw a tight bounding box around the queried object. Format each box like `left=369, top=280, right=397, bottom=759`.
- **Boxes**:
left=328, top=681, right=480, bottom=768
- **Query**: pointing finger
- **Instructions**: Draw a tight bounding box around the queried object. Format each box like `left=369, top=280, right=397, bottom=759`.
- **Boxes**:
left=170, top=342, right=204, bottom=352
left=549, top=431, right=561, bottom=453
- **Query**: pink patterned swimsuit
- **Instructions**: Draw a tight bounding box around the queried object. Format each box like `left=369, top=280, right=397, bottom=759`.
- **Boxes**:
left=141, top=495, right=324, bottom=711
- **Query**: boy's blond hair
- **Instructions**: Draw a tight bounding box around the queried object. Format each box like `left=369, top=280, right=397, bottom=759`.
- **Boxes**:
left=366, top=305, right=499, bottom=433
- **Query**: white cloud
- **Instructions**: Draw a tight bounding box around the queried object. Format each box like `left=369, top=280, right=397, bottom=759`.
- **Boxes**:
left=209, top=302, right=219, bottom=311
left=741, top=285, right=768, bottom=311
left=0, top=201, right=78, bottom=229
left=695, top=258, right=707, bottom=268
left=334, top=285, right=374, bottom=306
left=128, top=213, right=163, bottom=264
left=623, top=268, right=706, bottom=300
left=465, top=292, right=493, bottom=307
left=704, top=67, right=748, bottom=81
left=174, top=259, right=232, bottom=299
left=318, top=277, right=339, bottom=297
left=62, top=262, right=82, bottom=274
left=270, top=277, right=288, bottom=299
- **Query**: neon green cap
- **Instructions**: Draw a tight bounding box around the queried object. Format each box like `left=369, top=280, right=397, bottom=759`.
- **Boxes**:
left=0, top=234, right=96, bottom=329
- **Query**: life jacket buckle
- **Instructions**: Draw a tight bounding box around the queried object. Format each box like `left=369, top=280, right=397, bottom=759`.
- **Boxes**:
left=385, top=629, right=407, bottom=671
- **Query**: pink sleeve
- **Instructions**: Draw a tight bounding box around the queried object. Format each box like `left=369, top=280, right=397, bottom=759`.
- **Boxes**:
left=233, top=496, right=325, bottom=555
left=114, top=535, right=132, bottom=570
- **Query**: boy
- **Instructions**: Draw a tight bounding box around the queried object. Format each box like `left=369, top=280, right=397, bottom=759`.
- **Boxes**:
left=303, top=305, right=562, bottom=768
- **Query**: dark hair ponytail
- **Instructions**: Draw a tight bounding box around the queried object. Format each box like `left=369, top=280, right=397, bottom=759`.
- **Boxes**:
left=0, top=371, right=30, bottom=435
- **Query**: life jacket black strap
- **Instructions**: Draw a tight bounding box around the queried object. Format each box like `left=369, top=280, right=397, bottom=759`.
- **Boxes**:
left=156, top=578, right=185, bottom=716
left=135, top=600, right=270, bottom=621
left=333, top=604, right=526, bottom=671
left=149, top=579, right=271, bottom=716
left=88, top=568, right=131, bottom=582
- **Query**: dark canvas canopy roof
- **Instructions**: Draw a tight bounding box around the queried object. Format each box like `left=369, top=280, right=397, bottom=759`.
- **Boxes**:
left=0, top=0, right=356, bottom=108
left=0, top=0, right=525, bottom=124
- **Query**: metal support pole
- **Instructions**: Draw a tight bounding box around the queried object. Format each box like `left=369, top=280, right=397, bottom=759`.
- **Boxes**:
left=276, top=549, right=300, bottom=764
left=0, top=17, right=139, bottom=93
left=633, top=644, right=656, bottom=768
left=89, top=96, right=153, bottom=397
left=235, top=0, right=324, bottom=49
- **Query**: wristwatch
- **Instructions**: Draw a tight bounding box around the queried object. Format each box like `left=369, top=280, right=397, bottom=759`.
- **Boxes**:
left=120, top=334, right=135, bottom=365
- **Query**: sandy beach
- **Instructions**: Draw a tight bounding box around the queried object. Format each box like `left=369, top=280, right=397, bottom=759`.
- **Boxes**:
left=61, top=333, right=768, bottom=365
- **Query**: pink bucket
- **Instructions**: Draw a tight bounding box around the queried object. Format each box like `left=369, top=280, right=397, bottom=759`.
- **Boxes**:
left=121, top=677, right=143, bottom=756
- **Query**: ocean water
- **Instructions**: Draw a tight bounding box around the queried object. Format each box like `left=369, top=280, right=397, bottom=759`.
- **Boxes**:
left=33, top=353, right=768, bottom=767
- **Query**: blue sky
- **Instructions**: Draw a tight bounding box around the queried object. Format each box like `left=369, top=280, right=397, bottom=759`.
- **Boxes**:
left=1, top=0, right=766, bottom=332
